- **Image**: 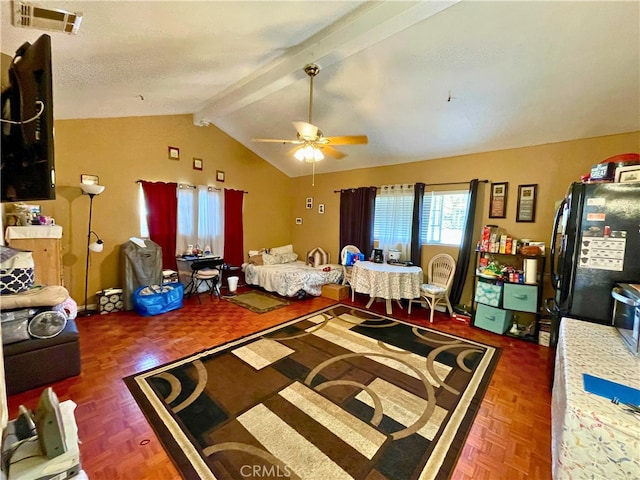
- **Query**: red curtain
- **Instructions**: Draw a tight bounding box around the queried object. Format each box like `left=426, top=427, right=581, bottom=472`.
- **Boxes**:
left=141, top=181, right=178, bottom=270
left=224, top=189, right=244, bottom=266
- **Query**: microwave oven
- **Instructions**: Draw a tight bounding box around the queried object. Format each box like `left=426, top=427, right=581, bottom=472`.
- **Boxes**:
left=611, top=283, right=640, bottom=355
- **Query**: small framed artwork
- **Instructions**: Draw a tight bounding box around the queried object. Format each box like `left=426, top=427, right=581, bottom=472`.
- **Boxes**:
left=516, top=184, right=537, bottom=223
left=615, top=165, right=640, bottom=183
left=489, top=182, right=508, bottom=219
left=305, top=197, right=313, bottom=209
left=168, top=146, right=180, bottom=160
left=193, top=158, right=203, bottom=171
left=295, top=217, right=303, bottom=225
left=80, top=174, right=99, bottom=185
left=318, top=204, right=325, bottom=214
left=216, top=170, right=225, bottom=182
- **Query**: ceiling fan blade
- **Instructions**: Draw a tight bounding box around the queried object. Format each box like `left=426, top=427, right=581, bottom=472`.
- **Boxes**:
left=251, top=138, right=302, bottom=144
left=292, top=121, right=318, bottom=140
left=321, top=145, right=346, bottom=160
left=323, top=135, right=368, bottom=145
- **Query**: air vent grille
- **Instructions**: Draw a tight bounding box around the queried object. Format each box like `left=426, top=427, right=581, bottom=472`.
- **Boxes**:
left=12, top=1, right=82, bottom=35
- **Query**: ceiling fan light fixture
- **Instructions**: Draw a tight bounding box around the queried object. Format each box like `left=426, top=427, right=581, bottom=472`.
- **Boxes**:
left=294, top=145, right=324, bottom=162
left=294, top=147, right=306, bottom=161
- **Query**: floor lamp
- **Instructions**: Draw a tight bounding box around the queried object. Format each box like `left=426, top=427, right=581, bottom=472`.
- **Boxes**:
left=79, top=183, right=105, bottom=317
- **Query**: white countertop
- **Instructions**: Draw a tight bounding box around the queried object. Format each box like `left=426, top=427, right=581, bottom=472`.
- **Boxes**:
left=5, top=225, right=63, bottom=241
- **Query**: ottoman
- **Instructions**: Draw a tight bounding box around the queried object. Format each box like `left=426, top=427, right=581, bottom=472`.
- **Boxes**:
left=3, top=318, right=81, bottom=395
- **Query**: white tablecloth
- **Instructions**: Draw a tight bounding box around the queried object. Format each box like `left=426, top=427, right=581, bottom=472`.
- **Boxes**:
left=552, top=317, right=640, bottom=479
left=351, top=261, right=422, bottom=303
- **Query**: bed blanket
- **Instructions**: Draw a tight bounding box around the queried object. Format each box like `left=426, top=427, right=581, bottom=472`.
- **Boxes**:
left=243, top=261, right=342, bottom=297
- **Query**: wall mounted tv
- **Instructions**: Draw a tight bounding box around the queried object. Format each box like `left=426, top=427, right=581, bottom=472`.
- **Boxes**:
left=1, top=34, right=55, bottom=202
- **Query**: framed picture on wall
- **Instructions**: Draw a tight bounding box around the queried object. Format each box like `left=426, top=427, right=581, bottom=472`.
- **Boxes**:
left=516, top=184, right=537, bottom=222
left=489, top=182, right=508, bottom=218
left=168, top=146, right=180, bottom=160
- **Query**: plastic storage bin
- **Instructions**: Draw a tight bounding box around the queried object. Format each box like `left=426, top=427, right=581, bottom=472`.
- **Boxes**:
left=474, top=278, right=503, bottom=307
left=503, top=283, right=538, bottom=313
left=474, top=303, right=512, bottom=334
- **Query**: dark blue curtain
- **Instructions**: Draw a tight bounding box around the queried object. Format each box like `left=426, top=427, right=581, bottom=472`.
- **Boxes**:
left=339, top=187, right=377, bottom=256
left=411, top=183, right=425, bottom=266
left=450, top=179, right=480, bottom=305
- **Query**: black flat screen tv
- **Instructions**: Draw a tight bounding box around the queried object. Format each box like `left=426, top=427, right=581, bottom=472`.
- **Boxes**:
left=1, top=34, right=55, bottom=202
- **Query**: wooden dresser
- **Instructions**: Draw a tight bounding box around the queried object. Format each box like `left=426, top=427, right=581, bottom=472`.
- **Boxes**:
left=5, top=225, right=63, bottom=286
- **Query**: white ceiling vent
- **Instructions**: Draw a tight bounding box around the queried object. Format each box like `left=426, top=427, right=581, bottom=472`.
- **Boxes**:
left=12, top=1, right=83, bottom=35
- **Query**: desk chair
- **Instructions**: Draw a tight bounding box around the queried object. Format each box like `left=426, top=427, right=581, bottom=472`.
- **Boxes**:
left=340, top=245, right=361, bottom=301
left=408, top=253, right=456, bottom=323
left=185, top=258, right=224, bottom=302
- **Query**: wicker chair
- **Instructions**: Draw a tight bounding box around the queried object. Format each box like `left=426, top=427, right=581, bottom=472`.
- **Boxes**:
left=408, top=253, right=456, bottom=323
left=340, top=245, right=361, bottom=301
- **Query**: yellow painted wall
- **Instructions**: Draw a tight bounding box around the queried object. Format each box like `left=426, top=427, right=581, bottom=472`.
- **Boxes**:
left=30, top=114, right=291, bottom=305
left=290, top=132, right=640, bottom=307
left=11, top=116, right=639, bottom=310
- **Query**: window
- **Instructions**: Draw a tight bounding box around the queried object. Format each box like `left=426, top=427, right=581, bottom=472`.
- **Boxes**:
left=139, top=184, right=224, bottom=256
left=177, top=185, right=224, bottom=256
left=373, top=185, right=414, bottom=256
left=421, top=190, right=469, bottom=246
left=138, top=184, right=149, bottom=238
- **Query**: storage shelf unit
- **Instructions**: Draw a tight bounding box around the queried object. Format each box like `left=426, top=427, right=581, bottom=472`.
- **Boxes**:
left=5, top=225, right=63, bottom=287
left=471, top=250, right=546, bottom=343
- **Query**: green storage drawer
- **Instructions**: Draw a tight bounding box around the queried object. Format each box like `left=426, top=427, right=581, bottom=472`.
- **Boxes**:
left=503, top=283, right=538, bottom=313
left=474, top=303, right=512, bottom=334
left=475, top=278, right=503, bottom=307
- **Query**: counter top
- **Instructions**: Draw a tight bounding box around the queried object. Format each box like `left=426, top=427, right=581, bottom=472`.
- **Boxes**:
left=5, top=225, right=63, bottom=241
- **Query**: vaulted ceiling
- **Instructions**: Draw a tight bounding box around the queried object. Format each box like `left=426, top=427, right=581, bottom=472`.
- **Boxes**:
left=2, top=1, right=638, bottom=177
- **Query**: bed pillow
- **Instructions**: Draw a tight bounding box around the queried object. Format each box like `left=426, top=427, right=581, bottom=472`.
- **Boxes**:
left=270, top=244, right=293, bottom=255
left=248, top=255, right=264, bottom=265
left=278, top=252, right=298, bottom=263
left=262, top=252, right=298, bottom=265
left=248, top=248, right=266, bottom=258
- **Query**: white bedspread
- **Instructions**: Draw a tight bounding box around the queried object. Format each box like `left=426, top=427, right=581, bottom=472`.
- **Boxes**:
left=243, top=261, right=343, bottom=297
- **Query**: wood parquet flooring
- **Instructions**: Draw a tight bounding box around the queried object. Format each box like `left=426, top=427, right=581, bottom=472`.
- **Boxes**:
left=7, top=288, right=553, bottom=479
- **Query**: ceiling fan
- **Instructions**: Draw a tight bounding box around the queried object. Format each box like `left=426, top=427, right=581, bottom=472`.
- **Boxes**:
left=251, top=63, right=368, bottom=163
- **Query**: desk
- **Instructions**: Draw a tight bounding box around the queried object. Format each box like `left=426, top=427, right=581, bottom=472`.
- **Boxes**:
left=552, top=318, right=640, bottom=479
left=351, top=261, right=423, bottom=315
left=176, top=256, right=223, bottom=294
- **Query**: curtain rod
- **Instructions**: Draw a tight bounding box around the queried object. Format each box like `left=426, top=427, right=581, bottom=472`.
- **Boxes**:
left=333, top=179, right=489, bottom=193
left=136, top=180, right=248, bottom=194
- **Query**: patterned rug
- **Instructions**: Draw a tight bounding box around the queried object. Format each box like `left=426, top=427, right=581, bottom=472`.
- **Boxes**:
left=226, top=290, right=291, bottom=313
left=125, top=305, right=500, bottom=480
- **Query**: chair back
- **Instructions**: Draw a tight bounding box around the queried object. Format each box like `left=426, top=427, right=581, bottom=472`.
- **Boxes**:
left=340, top=245, right=361, bottom=266
left=428, top=254, right=456, bottom=290
left=190, top=258, right=224, bottom=272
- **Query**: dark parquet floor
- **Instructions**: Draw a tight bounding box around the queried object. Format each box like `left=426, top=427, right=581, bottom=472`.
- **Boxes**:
left=7, top=287, right=553, bottom=479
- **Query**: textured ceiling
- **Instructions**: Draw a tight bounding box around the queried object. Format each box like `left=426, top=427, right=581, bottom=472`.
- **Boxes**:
left=1, top=1, right=639, bottom=177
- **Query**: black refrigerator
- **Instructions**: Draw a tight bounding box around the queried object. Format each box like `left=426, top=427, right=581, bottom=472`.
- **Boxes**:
left=548, top=181, right=640, bottom=345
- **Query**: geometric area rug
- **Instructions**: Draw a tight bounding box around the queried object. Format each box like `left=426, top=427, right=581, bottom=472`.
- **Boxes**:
left=124, top=304, right=500, bottom=480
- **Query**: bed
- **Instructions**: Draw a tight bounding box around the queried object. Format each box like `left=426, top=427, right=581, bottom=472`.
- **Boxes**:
left=242, top=245, right=342, bottom=297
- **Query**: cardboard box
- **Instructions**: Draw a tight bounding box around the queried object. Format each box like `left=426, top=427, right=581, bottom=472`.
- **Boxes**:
left=321, top=283, right=349, bottom=301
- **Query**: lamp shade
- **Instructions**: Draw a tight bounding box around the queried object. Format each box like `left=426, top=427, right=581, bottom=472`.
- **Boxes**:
left=89, top=240, right=104, bottom=253
left=81, top=183, right=105, bottom=195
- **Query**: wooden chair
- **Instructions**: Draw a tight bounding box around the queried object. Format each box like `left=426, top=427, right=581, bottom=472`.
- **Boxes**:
left=408, top=253, right=456, bottom=322
left=340, top=245, right=360, bottom=301
left=185, top=258, right=224, bottom=302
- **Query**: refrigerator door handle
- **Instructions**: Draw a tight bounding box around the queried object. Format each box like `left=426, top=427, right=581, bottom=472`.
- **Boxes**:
left=544, top=297, right=559, bottom=315
left=611, top=287, right=640, bottom=307
left=550, top=198, right=566, bottom=290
